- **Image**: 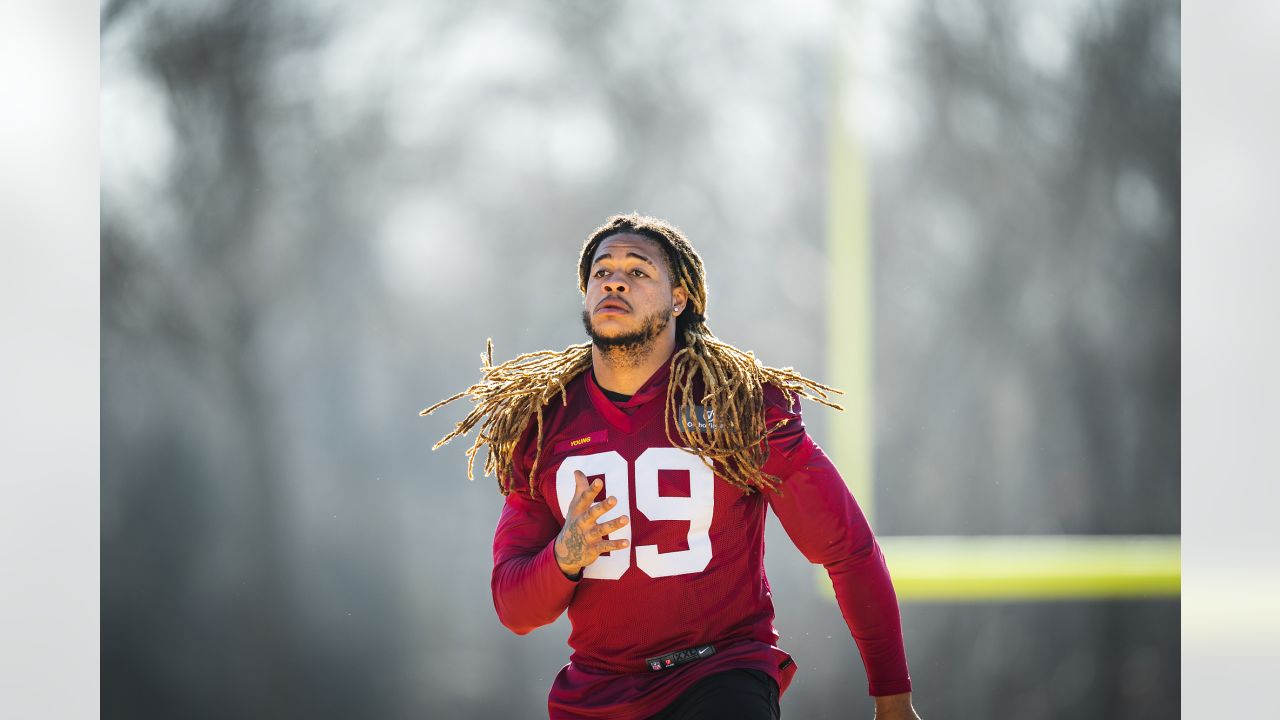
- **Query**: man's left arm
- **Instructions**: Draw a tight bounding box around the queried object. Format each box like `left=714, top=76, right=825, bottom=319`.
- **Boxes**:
left=761, top=385, right=920, bottom=719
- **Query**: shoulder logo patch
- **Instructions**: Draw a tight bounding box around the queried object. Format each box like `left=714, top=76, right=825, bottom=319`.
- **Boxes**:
left=678, top=405, right=718, bottom=432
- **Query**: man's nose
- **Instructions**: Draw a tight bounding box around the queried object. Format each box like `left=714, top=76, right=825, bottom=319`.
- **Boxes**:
left=602, top=277, right=628, bottom=294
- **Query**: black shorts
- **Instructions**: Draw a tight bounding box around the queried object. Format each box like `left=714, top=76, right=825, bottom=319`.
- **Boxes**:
left=646, top=668, right=781, bottom=720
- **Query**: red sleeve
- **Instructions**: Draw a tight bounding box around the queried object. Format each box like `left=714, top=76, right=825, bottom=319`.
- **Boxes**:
left=761, top=385, right=913, bottom=697
left=490, top=420, right=579, bottom=635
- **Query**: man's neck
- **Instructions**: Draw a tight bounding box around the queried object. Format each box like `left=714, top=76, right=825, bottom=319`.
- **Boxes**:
left=591, top=333, right=677, bottom=396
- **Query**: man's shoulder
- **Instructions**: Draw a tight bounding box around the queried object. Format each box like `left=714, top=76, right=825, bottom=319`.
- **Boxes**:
left=761, top=381, right=803, bottom=418
left=501, top=370, right=601, bottom=497
left=539, top=368, right=594, bottom=424
left=510, top=370, right=596, bottom=455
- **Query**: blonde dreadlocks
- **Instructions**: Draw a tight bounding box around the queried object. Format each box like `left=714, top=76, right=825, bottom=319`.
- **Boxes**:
left=420, top=213, right=844, bottom=497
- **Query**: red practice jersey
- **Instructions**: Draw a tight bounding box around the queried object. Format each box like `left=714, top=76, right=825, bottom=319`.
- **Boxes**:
left=491, top=349, right=912, bottom=719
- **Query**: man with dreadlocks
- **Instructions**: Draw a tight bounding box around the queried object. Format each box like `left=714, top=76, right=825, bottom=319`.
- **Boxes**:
left=422, top=214, right=920, bottom=720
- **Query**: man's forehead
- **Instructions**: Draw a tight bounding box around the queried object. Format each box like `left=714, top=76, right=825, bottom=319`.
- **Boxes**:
left=592, top=233, right=664, bottom=263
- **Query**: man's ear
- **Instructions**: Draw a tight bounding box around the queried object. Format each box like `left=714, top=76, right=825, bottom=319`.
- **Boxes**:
left=672, top=285, right=689, bottom=313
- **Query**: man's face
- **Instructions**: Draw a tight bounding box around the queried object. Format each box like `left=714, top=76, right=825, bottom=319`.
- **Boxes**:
left=580, top=233, right=687, bottom=353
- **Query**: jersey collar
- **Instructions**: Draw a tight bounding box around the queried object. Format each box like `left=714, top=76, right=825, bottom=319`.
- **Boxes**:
left=585, top=343, right=680, bottom=433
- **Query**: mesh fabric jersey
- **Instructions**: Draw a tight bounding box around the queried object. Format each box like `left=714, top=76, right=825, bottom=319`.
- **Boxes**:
left=490, top=347, right=911, bottom=719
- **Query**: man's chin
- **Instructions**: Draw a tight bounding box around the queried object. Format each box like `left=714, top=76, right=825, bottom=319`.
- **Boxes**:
left=585, top=313, right=632, bottom=334
left=589, top=319, right=632, bottom=336
left=588, top=325, right=652, bottom=350
left=591, top=333, right=644, bottom=349
left=580, top=308, right=668, bottom=351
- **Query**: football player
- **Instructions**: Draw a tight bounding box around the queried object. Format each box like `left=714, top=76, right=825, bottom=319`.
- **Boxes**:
left=423, top=214, right=920, bottom=720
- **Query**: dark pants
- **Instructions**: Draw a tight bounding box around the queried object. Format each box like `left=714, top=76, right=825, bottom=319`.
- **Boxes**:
left=646, top=668, right=780, bottom=720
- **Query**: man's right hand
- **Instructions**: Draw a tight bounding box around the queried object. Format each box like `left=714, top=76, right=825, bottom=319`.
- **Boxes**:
left=554, top=470, right=630, bottom=578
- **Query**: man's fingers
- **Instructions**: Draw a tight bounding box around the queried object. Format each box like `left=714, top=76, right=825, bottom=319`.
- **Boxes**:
left=571, top=473, right=601, bottom=515
left=580, top=496, right=618, bottom=526
left=592, top=514, right=629, bottom=536
left=591, top=538, right=630, bottom=554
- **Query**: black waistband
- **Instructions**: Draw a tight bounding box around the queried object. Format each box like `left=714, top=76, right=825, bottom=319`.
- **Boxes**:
left=646, top=643, right=716, bottom=671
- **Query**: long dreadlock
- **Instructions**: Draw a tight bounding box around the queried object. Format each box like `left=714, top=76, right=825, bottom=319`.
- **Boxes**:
left=420, top=213, right=844, bottom=497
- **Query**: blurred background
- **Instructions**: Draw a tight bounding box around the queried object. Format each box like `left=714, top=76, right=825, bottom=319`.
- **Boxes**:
left=100, top=0, right=1179, bottom=718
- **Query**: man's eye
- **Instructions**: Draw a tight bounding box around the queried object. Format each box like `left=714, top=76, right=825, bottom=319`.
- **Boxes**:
left=591, top=267, right=645, bottom=278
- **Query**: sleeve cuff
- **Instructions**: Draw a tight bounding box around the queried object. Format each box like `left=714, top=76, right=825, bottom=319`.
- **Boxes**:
left=869, top=678, right=913, bottom=696
left=536, top=538, right=582, bottom=587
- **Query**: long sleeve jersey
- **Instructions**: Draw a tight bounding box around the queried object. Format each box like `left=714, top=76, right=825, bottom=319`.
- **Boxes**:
left=491, top=350, right=911, bottom=719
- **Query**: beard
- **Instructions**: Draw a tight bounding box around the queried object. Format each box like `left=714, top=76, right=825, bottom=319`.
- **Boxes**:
left=581, top=305, right=671, bottom=366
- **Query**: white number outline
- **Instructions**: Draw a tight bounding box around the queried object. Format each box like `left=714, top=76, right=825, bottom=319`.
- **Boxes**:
left=555, top=448, right=715, bottom=580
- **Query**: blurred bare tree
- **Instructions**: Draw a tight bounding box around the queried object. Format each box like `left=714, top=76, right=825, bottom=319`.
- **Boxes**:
left=867, top=1, right=1179, bottom=717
